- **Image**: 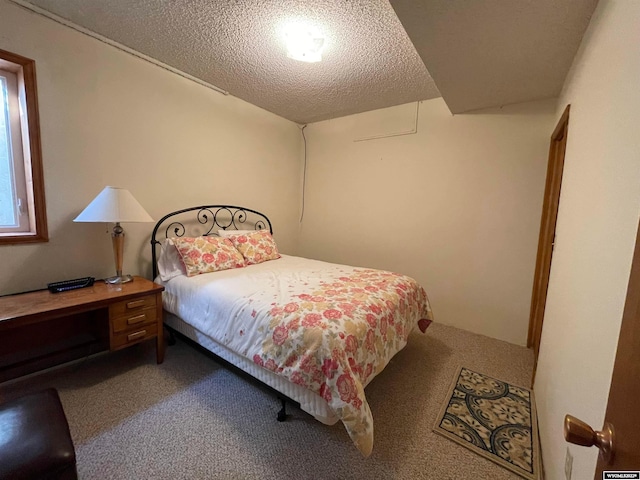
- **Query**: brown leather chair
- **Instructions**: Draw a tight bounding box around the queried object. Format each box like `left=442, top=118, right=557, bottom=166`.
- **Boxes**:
left=0, top=388, right=77, bottom=480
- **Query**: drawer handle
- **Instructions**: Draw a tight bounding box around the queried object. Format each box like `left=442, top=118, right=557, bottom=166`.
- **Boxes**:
left=127, top=314, right=147, bottom=325
left=126, top=299, right=146, bottom=309
left=127, top=330, right=147, bottom=341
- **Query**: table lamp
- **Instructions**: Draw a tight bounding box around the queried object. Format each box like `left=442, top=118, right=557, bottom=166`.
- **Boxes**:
left=74, top=186, right=154, bottom=284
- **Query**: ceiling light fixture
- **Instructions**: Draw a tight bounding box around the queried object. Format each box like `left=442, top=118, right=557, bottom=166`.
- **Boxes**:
left=284, top=23, right=325, bottom=63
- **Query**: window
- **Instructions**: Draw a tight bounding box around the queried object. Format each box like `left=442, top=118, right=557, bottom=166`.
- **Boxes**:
left=0, top=49, right=47, bottom=244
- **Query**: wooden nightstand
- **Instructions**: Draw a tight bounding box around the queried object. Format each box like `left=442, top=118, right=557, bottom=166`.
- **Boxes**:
left=108, top=284, right=163, bottom=356
left=0, top=277, right=164, bottom=383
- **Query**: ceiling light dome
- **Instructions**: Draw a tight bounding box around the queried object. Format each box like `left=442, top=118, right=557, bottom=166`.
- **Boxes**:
left=284, top=23, right=325, bottom=63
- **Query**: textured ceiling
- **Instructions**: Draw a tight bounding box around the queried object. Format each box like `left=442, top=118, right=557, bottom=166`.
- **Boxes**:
left=23, top=0, right=440, bottom=124
left=390, top=0, right=599, bottom=113
left=18, top=0, right=598, bottom=122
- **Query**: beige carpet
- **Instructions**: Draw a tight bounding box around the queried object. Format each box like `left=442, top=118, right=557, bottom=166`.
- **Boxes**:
left=0, top=323, right=534, bottom=479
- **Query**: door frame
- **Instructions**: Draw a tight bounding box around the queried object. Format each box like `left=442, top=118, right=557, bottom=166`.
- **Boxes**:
left=528, top=104, right=570, bottom=384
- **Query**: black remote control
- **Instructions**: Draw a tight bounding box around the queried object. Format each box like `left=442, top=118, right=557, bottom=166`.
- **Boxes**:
left=47, top=277, right=95, bottom=293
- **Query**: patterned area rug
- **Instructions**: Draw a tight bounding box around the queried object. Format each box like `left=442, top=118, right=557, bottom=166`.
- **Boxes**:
left=434, top=367, right=540, bottom=480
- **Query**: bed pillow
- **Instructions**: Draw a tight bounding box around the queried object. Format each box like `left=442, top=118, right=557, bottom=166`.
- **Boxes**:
left=172, top=236, right=245, bottom=276
left=228, top=230, right=281, bottom=266
left=217, top=229, right=261, bottom=237
left=157, top=238, right=187, bottom=281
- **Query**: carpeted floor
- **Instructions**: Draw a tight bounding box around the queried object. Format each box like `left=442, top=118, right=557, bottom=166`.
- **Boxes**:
left=0, top=323, right=534, bottom=480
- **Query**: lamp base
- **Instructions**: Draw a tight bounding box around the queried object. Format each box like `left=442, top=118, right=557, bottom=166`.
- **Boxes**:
left=105, top=274, right=133, bottom=284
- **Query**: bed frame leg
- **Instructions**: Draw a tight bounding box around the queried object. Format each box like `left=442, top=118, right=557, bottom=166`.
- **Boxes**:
left=277, top=397, right=287, bottom=422
left=166, top=327, right=176, bottom=346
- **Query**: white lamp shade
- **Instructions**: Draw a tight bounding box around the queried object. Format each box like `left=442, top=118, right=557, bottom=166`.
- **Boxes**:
left=74, top=186, right=154, bottom=223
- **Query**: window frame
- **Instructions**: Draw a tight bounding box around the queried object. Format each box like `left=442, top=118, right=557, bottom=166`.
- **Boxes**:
left=0, top=49, right=47, bottom=245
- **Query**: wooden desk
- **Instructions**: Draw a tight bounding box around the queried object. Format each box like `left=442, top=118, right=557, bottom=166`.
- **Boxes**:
left=0, top=277, right=164, bottom=383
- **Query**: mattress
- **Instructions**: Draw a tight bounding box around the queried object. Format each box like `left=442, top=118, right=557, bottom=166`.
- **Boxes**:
left=164, top=311, right=338, bottom=425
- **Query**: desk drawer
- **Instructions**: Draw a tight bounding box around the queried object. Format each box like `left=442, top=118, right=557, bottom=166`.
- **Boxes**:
left=109, top=294, right=156, bottom=317
left=111, top=308, right=157, bottom=333
left=111, top=323, right=158, bottom=350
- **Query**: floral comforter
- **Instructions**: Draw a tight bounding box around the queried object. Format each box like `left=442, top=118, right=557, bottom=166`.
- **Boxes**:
left=161, top=255, right=433, bottom=456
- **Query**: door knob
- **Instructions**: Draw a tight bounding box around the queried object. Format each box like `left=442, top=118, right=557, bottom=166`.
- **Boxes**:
left=564, top=414, right=615, bottom=464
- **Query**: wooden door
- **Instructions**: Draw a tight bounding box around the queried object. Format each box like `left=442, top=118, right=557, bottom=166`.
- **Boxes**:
left=592, top=217, right=640, bottom=477
left=528, top=105, right=570, bottom=384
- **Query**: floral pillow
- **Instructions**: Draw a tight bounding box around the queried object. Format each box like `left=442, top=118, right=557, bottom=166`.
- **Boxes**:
left=217, top=229, right=259, bottom=237
left=171, top=236, right=245, bottom=277
left=228, top=230, right=281, bottom=266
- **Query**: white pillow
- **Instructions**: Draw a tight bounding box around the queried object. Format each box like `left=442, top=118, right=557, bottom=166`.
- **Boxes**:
left=217, top=229, right=262, bottom=237
left=157, top=238, right=186, bottom=281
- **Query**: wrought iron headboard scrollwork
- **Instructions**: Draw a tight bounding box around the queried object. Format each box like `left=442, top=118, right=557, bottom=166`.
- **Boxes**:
left=150, top=205, right=273, bottom=279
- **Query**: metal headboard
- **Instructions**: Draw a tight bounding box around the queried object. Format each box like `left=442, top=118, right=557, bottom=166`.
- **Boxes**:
left=150, top=205, right=273, bottom=279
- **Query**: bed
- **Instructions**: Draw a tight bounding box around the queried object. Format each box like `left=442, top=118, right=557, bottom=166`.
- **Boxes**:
left=151, top=205, right=433, bottom=456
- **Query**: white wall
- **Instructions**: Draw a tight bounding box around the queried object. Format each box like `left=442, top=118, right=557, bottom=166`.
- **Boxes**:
left=299, top=97, right=556, bottom=345
left=534, top=1, right=640, bottom=478
left=0, top=0, right=302, bottom=295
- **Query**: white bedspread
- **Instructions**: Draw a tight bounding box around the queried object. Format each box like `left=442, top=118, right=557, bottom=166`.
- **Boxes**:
left=160, top=254, right=433, bottom=456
